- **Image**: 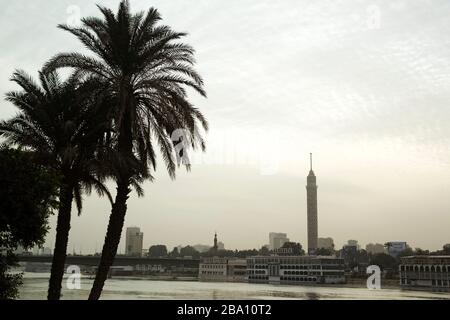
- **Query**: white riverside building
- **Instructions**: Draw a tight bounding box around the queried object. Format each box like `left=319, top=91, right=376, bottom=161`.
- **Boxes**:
left=247, top=256, right=346, bottom=285
left=400, top=256, right=450, bottom=292
left=199, top=257, right=247, bottom=282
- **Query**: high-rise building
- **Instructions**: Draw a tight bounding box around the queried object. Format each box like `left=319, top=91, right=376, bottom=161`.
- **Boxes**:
left=386, top=241, right=407, bottom=257
left=125, top=227, right=144, bottom=257
left=318, top=237, right=334, bottom=250
left=269, top=232, right=289, bottom=250
left=306, top=153, right=318, bottom=255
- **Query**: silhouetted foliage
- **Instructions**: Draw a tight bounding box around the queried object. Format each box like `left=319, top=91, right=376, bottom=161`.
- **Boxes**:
left=259, top=246, right=270, bottom=256
left=316, top=248, right=334, bottom=256
left=234, top=249, right=259, bottom=258
left=0, top=148, right=59, bottom=299
left=369, top=253, right=397, bottom=271
left=148, top=245, right=168, bottom=257
left=169, top=247, right=180, bottom=258
left=280, top=242, right=306, bottom=256
left=43, top=0, right=207, bottom=299
left=179, top=246, right=200, bottom=258
left=0, top=69, right=112, bottom=300
left=201, top=249, right=235, bottom=258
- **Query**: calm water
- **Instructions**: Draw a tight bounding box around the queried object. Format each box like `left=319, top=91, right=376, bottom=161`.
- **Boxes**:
left=18, top=273, right=450, bottom=300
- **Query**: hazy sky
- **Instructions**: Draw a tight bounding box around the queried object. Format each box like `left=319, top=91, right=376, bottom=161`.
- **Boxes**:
left=1, top=0, right=450, bottom=253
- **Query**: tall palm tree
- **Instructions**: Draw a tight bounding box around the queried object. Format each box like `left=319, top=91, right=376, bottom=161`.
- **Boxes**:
left=44, top=1, right=207, bottom=299
left=0, top=70, right=112, bottom=300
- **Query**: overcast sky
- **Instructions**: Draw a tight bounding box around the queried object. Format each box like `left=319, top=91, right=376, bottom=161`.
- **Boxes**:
left=1, top=0, right=450, bottom=253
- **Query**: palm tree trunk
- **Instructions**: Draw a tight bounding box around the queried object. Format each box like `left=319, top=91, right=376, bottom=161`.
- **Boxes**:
left=88, top=179, right=131, bottom=300
left=48, top=181, right=74, bottom=300
left=89, top=88, right=133, bottom=300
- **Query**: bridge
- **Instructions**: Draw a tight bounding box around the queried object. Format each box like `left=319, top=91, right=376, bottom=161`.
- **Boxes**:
left=18, top=255, right=200, bottom=268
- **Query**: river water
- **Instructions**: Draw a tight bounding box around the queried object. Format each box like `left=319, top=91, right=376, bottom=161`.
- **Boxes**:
left=18, top=273, right=450, bottom=300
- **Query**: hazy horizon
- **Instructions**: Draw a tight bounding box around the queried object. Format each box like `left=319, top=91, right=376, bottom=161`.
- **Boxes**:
left=1, top=0, right=450, bottom=253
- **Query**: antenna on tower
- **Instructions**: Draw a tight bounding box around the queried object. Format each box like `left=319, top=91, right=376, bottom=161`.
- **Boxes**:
left=310, top=153, right=313, bottom=171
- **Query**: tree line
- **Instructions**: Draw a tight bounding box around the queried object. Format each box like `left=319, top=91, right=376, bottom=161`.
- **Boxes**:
left=146, top=242, right=307, bottom=258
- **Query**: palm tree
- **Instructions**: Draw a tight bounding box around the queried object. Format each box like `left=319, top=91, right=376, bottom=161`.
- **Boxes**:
left=0, top=70, right=112, bottom=300
left=44, top=1, right=207, bottom=299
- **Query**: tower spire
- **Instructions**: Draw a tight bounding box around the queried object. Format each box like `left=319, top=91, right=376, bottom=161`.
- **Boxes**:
left=306, top=153, right=318, bottom=255
left=213, top=232, right=218, bottom=253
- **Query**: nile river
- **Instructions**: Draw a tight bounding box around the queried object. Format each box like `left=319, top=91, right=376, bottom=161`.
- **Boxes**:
left=18, top=273, right=450, bottom=300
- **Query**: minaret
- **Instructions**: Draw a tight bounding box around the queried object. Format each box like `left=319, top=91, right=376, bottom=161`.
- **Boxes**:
left=213, top=232, right=218, bottom=253
left=306, top=153, right=318, bottom=255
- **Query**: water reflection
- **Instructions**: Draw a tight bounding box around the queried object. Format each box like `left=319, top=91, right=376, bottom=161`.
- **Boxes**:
left=305, top=292, right=320, bottom=300
left=18, top=273, right=450, bottom=300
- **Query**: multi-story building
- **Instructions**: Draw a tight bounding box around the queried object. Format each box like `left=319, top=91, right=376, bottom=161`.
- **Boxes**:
left=366, top=243, right=386, bottom=254
left=269, top=233, right=289, bottom=250
left=386, top=241, right=407, bottom=257
left=227, top=259, right=247, bottom=282
left=247, top=256, right=345, bottom=285
left=125, top=227, right=144, bottom=257
left=318, top=237, right=334, bottom=250
left=399, top=256, right=450, bottom=292
left=199, top=257, right=246, bottom=282
left=199, top=257, right=227, bottom=281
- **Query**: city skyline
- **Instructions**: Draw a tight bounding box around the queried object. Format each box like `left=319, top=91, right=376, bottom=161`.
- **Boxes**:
left=2, top=0, right=450, bottom=254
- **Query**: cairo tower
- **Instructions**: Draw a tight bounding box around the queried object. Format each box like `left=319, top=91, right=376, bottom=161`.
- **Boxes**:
left=306, top=153, right=318, bottom=255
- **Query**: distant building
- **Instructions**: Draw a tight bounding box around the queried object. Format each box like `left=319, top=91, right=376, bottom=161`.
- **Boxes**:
left=366, top=243, right=386, bottom=255
left=125, top=227, right=143, bottom=257
left=227, top=259, right=247, bottom=282
left=269, top=233, right=289, bottom=250
left=199, top=257, right=246, bottom=282
left=29, top=246, right=52, bottom=256
left=217, top=241, right=225, bottom=250
left=318, top=237, right=334, bottom=250
left=247, top=256, right=345, bottom=285
left=347, top=240, right=360, bottom=250
left=386, top=241, right=407, bottom=257
left=400, top=256, right=450, bottom=292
